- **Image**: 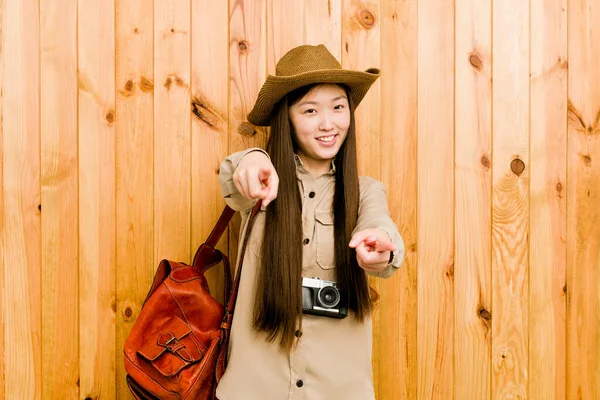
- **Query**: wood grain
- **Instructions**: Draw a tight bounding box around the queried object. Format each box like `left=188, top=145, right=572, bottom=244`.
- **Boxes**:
left=566, top=0, right=600, bottom=397
left=154, top=0, right=191, bottom=265
left=115, top=0, right=154, bottom=397
left=341, top=0, right=382, bottom=395
left=2, top=0, right=42, bottom=398
left=78, top=0, right=116, bottom=397
left=228, top=0, right=267, bottom=265
left=491, top=0, right=530, bottom=397
left=305, top=0, right=342, bottom=59
left=0, top=0, right=5, bottom=397
left=530, top=0, right=567, bottom=398
left=40, top=0, right=79, bottom=397
left=417, top=1, right=454, bottom=398
left=379, top=0, right=418, bottom=398
left=454, top=0, right=492, bottom=398
left=266, top=0, right=304, bottom=74
left=191, top=0, right=229, bottom=304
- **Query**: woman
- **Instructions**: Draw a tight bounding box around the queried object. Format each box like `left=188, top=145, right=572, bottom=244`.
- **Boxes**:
left=217, top=44, right=404, bottom=400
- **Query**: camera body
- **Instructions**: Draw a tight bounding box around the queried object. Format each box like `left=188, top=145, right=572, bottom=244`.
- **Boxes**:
left=301, top=277, right=348, bottom=319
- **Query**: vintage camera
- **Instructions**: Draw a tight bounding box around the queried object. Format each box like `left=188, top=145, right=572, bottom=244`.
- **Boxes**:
left=301, top=277, right=348, bottom=319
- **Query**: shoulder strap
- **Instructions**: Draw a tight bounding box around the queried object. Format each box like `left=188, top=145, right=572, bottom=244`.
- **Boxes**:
left=225, top=200, right=262, bottom=314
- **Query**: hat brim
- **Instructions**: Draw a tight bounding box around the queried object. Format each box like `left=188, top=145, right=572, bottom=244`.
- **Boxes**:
left=247, top=68, right=380, bottom=126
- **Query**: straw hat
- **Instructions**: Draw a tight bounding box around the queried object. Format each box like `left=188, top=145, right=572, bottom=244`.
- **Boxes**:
left=247, top=44, right=380, bottom=126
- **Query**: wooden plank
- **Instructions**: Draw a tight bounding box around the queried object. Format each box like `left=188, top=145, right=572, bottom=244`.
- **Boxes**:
left=2, top=2, right=42, bottom=398
left=417, top=1, right=454, bottom=398
left=115, top=0, right=154, bottom=397
left=530, top=0, right=567, bottom=398
left=379, top=0, right=417, bottom=398
left=491, top=0, right=530, bottom=397
left=305, top=0, right=342, bottom=59
left=454, top=0, right=492, bottom=398
left=39, top=0, right=79, bottom=397
left=340, top=0, right=381, bottom=395
left=0, top=0, right=5, bottom=397
left=566, top=0, right=600, bottom=397
left=190, top=0, right=229, bottom=303
left=78, top=0, right=116, bottom=397
left=266, top=0, right=304, bottom=74
left=154, top=0, right=191, bottom=265
left=2, top=2, right=42, bottom=397
left=228, top=0, right=267, bottom=264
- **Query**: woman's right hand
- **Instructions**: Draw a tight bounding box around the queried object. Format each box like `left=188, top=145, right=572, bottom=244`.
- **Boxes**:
left=233, top=151, right=279, bottom=209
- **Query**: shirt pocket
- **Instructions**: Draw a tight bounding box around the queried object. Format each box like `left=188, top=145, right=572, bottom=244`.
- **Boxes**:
left=315, top=210, right=335, bottom=270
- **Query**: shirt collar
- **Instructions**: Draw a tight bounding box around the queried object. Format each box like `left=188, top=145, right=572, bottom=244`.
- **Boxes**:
left=294, top=154, right=337, bottom=177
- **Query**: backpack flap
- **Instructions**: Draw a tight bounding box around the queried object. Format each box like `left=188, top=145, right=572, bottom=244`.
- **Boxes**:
left=137, top=315, right=204, bottom=377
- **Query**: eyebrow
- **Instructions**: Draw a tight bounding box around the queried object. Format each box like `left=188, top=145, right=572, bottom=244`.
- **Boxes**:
left=296, top=95, right=348, bottom=107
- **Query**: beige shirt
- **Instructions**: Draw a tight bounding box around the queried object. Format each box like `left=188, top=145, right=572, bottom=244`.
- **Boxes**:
left=216, top=149, right=404, bottom=400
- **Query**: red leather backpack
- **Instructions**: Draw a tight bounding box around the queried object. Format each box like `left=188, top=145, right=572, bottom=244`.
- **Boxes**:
left=123, top=202, right=260, bottom=399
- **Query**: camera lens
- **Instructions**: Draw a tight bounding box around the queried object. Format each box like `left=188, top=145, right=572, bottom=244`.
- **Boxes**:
left=317, top=286, right=340, bottom=308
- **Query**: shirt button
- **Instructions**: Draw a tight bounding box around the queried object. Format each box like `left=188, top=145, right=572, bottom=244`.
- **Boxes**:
left=295, top=330, right=303, bottom=338
left=303, top=238, right=310, bottom=245
left=296, top=379, right=304, bottom=388
left=308, top=191, right=316, bottom=198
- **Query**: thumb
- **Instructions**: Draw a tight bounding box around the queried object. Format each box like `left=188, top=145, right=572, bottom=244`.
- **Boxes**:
left=349, top=231, right=370, bottom=248
left=258, top=167, right=272, bottom=183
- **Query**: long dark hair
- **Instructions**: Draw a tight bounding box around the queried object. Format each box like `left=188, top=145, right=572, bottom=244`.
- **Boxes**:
left=252, top=84, right=371, bottom=348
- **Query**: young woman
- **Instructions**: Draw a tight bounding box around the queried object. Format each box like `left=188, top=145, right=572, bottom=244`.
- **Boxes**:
left=216, top=44, right=404, bottom=400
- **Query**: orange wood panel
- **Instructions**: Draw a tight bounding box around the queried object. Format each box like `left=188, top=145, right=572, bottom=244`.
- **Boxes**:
left=305, top=0, right=342, bottom=60
left=228, top=0, right=267, bottom=265
left=566, top=0, right=600, bottom=397
left=491, top=0, right=530, bottom=397
left=153, top=0, right=191, bottom=265
left=115, top=0, right=155, bottom=397
left=2, top=0, right=42, bottom=398
left=191, top=0, right=229, bottom=303
left=78, top=0, right=116, bottom=397
left=40, top=0, right=79, bottom=396
left=379, top=0, right=418, bottom=398
left=530, top=0, right=567, bottom=398
left=417, top=1, right=455, bottom=398
left=454, top=0, right=492, bottom=398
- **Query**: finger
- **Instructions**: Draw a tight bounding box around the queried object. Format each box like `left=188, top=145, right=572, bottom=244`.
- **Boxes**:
left=258, top=167, right=272, bottom=183
left=262, top=174, right=279, bottom=208
left=349, top=231, right=371, bottom=248
left=373, top=240, right=396, bottom=253
left=233, top=174, right=250, bottom=199
left=246, top=170, right=268, bottom=199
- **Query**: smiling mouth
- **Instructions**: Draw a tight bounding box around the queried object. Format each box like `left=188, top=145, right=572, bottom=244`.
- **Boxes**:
left=316, top=135, right=337, bottom=142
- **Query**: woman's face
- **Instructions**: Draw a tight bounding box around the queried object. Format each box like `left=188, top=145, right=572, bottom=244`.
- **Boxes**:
left=288, top=84, right=350, bottom=175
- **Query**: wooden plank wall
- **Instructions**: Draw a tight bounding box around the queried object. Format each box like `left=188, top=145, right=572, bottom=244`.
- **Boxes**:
left=1, top=0, right=599, bottom=399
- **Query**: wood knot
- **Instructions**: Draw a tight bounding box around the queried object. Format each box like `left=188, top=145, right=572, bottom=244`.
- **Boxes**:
left=164, top=76, right=173, bottom=89
left=557, top=57, right=568, bottom=69
left=556, top=182, right=563, bottom=192
left=581, top=154, right=591, bottom=166
left=238, top=41, right=248, bottom=53
left=392, top=12, right=398, bottom=20
left=481, top=155, right=490, bottom=169
left=238, top=122, right=257, bottom=137
left=105, top=110, right=115, bottom=124
left=446, top=263, right=454, bottom=279
left=510, top=158, right=525, bottom=176
left=37, top=204, right=42, bottom=212
left=174, top=75, right=186, bottom=87
left=410, top=243, right=417, bottom=252
left=139, top=76, right=154, bottom=92
left=122, top=79, right=135, bottom=96
left=358, top=9, right=376, bottom=28
left=170, top=28, right=175, bottom=33
left=110, top=299, right=117, bottom=313
left=133, top=27, right=139, bottom=34
left=563, top=283, right=567, bottom=294
left=469, top=53, right=483, bottom=71
left=191, top=97, right=219, bottom=127
left=478, top=307, right=491, bottom=320
left=123, top=307, right=133, bottom=319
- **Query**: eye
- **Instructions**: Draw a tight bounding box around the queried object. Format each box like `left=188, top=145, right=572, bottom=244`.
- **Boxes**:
left=303, top=108, right=317, bottom=114
left=333, top=104, right=345, bottom=110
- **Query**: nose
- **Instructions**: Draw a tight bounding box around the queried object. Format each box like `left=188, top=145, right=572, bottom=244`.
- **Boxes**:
left=319, top=114, right=334, bottom=131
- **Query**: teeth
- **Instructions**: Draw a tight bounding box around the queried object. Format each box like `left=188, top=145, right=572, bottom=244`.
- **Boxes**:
left=317, top=136, right=335, bottom=142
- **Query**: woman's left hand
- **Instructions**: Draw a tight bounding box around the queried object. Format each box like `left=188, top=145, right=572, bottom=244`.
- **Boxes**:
left=349, top=229, right=397, bottom=273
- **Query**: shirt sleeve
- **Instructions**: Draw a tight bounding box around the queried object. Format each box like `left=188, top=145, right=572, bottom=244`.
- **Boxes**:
left=354, top=176, right=405, bottom=278
left=219, top=148, right=270, bottom=211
